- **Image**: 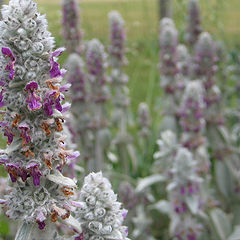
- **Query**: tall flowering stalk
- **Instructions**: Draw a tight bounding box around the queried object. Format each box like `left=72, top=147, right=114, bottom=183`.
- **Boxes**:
left=137, top=102, right=151, bottom=139
left=65, top=53, right=89, bottom=177
left=159, top=18, right=178, bottom=96
left=159, top=18, right=181, bottom=131
left=154, top=137, right=205, bottom=240
left=193, top=32, right=226, bottom=158
left=0, top=0, right=80, bottom=237
left=86, top=39, right=110, bottom=172
left=108, top=11, right=134, bottom=173
left=184, top=0, right=202, bottom=47
left=176, top=44, right=190, bottom=87
left=167, top=148, right=204, bottom=240
left=178, top=81, right=211, bottom=176
left=179, top=81, right=205, bottom=151
left=71, top=172, right=130, bottom=240
left=62, top=0, right=82, bottom=54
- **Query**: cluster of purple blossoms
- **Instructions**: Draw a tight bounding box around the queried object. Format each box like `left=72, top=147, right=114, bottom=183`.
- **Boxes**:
left=85, top=39, right=111, bottom=172
left=0, top=0, right=79, bottom=231
left=86, top=39, right=109, bottom=106
left=62, top=0, right=82, bottom=54
left=108, top=11, right=127, bottom=68
left=65, top=54, right=87, bottom=144
left=159, top=18, right=179, bottom=95
left=193, top=32, right=223, bottom=126
left=184, top=0, right=202, bottom=47
left=179, top=81, right=206, bottom=150
left=167, top=148, right=204, bottom=240
left=108, top=11, right=129, bottom=115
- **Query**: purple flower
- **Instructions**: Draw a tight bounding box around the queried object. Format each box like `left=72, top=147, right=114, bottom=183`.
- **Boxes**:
left=36, top=211, right=47, bottom=230
left=49, top=48, right=65, bottom=78
left=6, top=163, right=20, bottom=182
left=2, top=47, right=16, bottom=80
left=67, top=151, right=80, bottom=161
left=43, top=90, right=63, bottom=116
left=4, top=127, right=14, bottom=145
left=37, top=221, right=46, bottom=230
left=59, top=83, right=71, bottom=92
left=25, top=81, right=42, bottom=111
left=0, top=90, right=5, bottom=108
left=74, top=233, right=84, bottom=240
left=18, top=122, right=31, bottom=145
left=0, top=199, right=7, bottom=204
left=122, top=209, right=128, bottom=219
left=27, top=162, right=42, bottom=186
left=62, top=102, right=71, bottom=113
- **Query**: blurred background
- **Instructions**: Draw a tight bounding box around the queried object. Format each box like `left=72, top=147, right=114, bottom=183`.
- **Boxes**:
left=35, top=0, right=240, bottom=112
left=0, top=0, right=240, bottom=238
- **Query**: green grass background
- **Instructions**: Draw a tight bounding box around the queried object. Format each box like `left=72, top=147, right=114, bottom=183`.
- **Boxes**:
left=1, top=0, right=240, bottom=237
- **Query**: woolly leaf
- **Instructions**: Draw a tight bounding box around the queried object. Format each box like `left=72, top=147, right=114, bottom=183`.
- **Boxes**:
left=186, top=195, right=199, bottom=214
left=47, top=171, right=77, bottom=187
left=215, top=161, right=234, bottom=199
left=151, top=200, right=171, bottom=214
left=136, top=174, right=166, bottom=192
left=228, top=226, right=240, bottom=240
left=63, top=215, right=82, bottom=233
left=210, top=208, right=232, bottom=240
left=15, top=222, right=33, bottom=240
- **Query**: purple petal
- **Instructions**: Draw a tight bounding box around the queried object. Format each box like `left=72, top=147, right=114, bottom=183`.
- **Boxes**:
left=52, top=47, right=65, bottom=58
left=37, top=221, right=46, bottom=230
left=0, top=199, right=6, bottom=204
left=122, top=209, right=128, bottom=219
left=36, top=211, right=46, bottom=222
left=0, top=121, right=8, bottom=127
left=67, top=151, right=80, bottom=161
left=25, top=81, right=38, bottom=90
left=59, top=83, right=71, bottom=92
left=70, top=201, right=84, bottom=208
left=50, top=61, right=61, bottom=78
left=62, top=102, right=71, bottom=113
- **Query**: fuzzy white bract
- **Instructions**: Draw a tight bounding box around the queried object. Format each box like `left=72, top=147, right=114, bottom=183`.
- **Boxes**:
left=72, top=172, right=130, bottom=240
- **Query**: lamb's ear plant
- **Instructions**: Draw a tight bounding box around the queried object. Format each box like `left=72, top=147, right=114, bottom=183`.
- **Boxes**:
left=71, top=171, right=130, bottom=240
left=62, top=0, right=83, bottom=54
left=159, top=18, right=180, bottom=132
left=184, top=0, right=202, bottom=48
left=108, top=11, right=137, bottom=173
left=64, top=53, right=87, bottom=178
left=86, top=39, right=111, bottom=173
left=0, top=0, right=81, bottom=238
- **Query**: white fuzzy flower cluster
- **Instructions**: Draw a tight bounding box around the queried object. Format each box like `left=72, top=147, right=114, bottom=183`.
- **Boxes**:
left=0, top=0, right=79, bottom=231
left=179, top=81, right=206, bottom=150
left=176, top=44, right=190, bottom=80
left=167, top=148, right=204, bottom=240
left=72, top=172, right=130, bottom=240
left=153, top=130, right=178, bottom=175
